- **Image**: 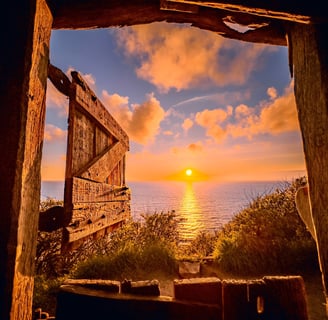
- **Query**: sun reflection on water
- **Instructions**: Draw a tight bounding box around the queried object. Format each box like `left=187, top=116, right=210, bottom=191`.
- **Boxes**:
left=179, top=182, right=204, bottom=241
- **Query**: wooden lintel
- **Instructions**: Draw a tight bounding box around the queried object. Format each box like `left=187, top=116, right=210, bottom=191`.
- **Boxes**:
left=160, top=0, right=199, bottom=13
left=51, top=1, right=287, bottom=46
left=167, top=0, right=320, bottom=23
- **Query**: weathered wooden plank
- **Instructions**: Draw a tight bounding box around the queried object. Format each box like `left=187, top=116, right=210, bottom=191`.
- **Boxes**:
left=0, top=1, right=52, bottom=319
left=160, top=0, right=199, bottom=13
left=96, top=126, right=112, bottom=155
left=168, top=0, right=321, bottom=23
left=71, top=177, right=130, bottom=203
left=65, top=205, right=130, bottom=243
left=69, top=107, right=96, bottom=174
left=71, top=82, right=129, bottom=148
left=79, top=142, right=127, bottom=182
left=289, top=22, right=328, bottom=314
left=63, top=69, right=130, bottom=249
left=66, top=104, right=120, bottom=177
left=51, top=1, right=287, bottom=46
left=70, top=201, right=130, bottom=222
left=108, top=161, right=124, bottom=186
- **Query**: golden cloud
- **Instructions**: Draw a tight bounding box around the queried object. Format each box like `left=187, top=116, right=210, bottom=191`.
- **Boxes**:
left=44, top=124, right=67, bottom=142
left=46, top=80, right=68, bottom=116
left=191, top=82, right=299, bottom=142
left=115, top=22, right=271, bottom=92
left=182, top=118, right=193, bottom=132
left=102, top=91, right=165, bottom=144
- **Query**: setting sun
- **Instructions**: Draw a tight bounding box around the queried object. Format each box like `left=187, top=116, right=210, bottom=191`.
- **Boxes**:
left=185, top=169, right=193, bottom=176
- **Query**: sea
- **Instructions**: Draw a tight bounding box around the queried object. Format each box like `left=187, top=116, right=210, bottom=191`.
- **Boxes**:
left=41, top=180, right=285, bottom=241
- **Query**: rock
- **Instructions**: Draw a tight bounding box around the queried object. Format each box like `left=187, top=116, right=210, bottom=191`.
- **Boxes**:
left=178, top=261, right=201, bottom=278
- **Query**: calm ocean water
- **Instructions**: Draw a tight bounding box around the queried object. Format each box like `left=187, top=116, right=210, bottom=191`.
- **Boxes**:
left=41, top=180, right=283, bottom=241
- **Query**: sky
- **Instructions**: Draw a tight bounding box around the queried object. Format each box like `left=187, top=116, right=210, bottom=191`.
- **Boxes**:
left=42, top=21, right=307, bottom=183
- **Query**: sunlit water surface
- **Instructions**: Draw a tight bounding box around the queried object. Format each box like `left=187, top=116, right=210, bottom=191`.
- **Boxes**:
left=41, top=180, right=284, bottom=241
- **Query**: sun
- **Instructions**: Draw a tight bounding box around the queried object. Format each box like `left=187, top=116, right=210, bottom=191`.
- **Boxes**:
left=185, top=168, right=193, bottom=177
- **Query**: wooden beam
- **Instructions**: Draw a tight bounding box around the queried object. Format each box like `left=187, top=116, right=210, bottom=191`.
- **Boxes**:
left=0, top=0, right=52, bottom=319
left=168, top=0, right=325, bottom=23
left=160, top=0, right=199, bottom=13
left=50, top=1, right=287, bottom=46
left=289, top=22, right=328, bottom=316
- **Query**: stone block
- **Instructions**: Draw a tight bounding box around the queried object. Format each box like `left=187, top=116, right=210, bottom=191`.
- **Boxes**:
left=121, top=279, right=160, bottom=296
left=174, top=277, right=222, bottom=305
left=178, top=261, right=201, bottom=278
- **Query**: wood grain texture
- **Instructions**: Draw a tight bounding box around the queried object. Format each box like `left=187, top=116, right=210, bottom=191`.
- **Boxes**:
left=0, top=1, right=53, bottom=319
left=71, top=177, right=130, bottom=203
left=50, top=0, right=287, bottom=46
left=65, top=201, right=130, bottom=243
left=79, top=142, right=128, bottom=182
left=63, top=70, right=130, bottom=247
left=289, top=22, right=328, bottom=314
left=72, top=82, right=129, bottom=148
left=169, top=0, right=321, bottom=23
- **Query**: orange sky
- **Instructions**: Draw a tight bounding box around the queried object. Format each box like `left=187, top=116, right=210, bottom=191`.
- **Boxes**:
left=41, top=22, right=307, bottom=183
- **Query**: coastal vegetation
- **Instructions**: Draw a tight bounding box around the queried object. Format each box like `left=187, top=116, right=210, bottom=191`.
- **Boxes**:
left=34, top=177, right=320, bottom=315
left=213, top=178, right=318, bottom=275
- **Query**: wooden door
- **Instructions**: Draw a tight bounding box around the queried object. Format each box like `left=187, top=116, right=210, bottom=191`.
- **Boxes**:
left=62, top=70, right=131, bottom=250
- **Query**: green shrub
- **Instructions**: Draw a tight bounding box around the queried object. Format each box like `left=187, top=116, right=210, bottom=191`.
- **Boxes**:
left=73, top=242, right=177, bottom=280
left=72, top=212, right=180, bottom=280
left=213, top=178, right=318, bottom=275
left=179, top=231, right=217, bottom=260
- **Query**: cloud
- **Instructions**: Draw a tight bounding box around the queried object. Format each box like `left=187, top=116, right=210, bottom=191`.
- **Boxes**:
left=44, top=124, right=67, bottom=142
left=46, top=80, right=69, bottom=116
left=267, top=87, right=278, bottom=100
left=235, top=104, right=252, bottom=119
left=191, top=82, right=299, bottom=142
left=187, top=142, right=203, bottom=153
left=182, top=118, right=193, bottom=132
left=195, top=107, right=233, bottom=142
left=229, top=83, right=299, bottom=138
left=114, top=22, right=271, bottom=92
left=125, top=136, right=305, bottom=182
left=46, top=69, right=96, bottom=117
left=171, top=141, right=204, bottom=154
left=66, top=67, right=96, bottom=89
left=163, top=130, right=174, bottom=136
left=102, top=91, right=165, bottom=144
left=257, top=87, right=299, bottom=134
